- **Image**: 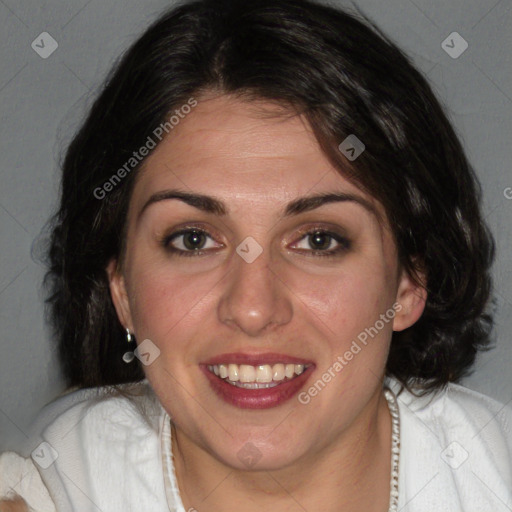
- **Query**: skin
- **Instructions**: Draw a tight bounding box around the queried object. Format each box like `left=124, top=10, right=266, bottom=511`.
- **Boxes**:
left=109, top=94, right=426, bottom=512
left=0, top=498, right=29, bottom=512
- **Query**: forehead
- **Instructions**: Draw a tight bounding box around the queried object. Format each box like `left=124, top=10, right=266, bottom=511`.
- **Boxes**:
left=131, top=94, right=383, bottom=219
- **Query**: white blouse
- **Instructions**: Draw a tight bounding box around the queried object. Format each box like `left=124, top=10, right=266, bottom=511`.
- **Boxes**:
left=1, top=378, right=511, bottom=511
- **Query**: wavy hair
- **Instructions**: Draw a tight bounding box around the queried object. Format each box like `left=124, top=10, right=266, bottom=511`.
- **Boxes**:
left=45, top=0, right=495, bottom=393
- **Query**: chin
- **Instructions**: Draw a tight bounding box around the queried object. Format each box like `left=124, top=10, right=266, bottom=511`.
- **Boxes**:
left=211, top=431, right=310, bottom=472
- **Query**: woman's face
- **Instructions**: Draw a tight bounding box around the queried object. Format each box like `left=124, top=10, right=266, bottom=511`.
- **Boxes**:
left=109, top=94, right=425, bottom=470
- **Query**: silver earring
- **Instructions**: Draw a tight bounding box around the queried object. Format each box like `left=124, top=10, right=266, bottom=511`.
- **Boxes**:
left=122, top=328, right=135, bottom=363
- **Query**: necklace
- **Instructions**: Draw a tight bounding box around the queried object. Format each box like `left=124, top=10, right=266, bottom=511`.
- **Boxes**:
left=162, top=387, right=401, bottom=512
left=384, top=387, right=401, bottom=512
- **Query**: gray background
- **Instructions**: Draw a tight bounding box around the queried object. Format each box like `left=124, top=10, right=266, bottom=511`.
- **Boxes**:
left=0, top=0, right=511, bottom=452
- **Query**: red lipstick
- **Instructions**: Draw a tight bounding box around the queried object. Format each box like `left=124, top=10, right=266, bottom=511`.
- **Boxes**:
left=200, top=353, right=315, bottom=409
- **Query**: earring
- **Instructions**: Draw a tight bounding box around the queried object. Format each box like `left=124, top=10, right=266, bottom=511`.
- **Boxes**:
left=122, top=328, right=135, bottom=363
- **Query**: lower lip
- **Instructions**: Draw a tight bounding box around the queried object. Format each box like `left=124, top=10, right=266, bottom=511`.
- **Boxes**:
left=201, top=365, right=314, bottom=409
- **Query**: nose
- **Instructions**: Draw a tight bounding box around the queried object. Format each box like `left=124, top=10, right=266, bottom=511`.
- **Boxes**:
left=217, top=245, right=293, bottom=337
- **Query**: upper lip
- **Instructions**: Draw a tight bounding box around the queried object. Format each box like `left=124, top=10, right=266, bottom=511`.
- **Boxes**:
left=203, top=352, right=314, bottom=366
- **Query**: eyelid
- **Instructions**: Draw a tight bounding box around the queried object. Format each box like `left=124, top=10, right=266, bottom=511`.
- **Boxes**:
left=160, top=223, right=225, bottom=252
left=291, top=223, right=351, bottom=244
left=161, top=222, right=221, bottom=242
left=160, top=222, right=351, bottom=258
left=287, top=224, right=352, bottom=256
left=167, top=229, right=219, bottom=248
left=293, top=222, right=348, bottom=237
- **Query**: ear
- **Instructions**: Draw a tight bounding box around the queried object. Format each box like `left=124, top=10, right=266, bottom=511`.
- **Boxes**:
left=392, top=267, right=427, bottom=332
left=106, top=258, right=133, bottom=331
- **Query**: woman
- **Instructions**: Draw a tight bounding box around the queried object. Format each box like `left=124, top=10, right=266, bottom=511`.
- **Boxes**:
left=1, top=0, right=510, bottom=510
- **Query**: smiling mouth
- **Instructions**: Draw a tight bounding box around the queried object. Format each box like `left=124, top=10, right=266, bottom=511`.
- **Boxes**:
left=207, top=363, right=312, bottom=389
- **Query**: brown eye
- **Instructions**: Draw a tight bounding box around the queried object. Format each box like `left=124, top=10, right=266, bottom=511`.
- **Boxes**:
left=162, top=228, right=222, bottom=257
left=180, top=230, right=207, bottom=250
left=308, top=231, right=333, bottom=251
left=291, top=228, right=351, bottom=257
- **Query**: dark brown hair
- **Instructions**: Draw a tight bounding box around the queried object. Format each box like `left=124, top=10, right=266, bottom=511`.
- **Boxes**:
left=45, top=0, right=495, bottom=393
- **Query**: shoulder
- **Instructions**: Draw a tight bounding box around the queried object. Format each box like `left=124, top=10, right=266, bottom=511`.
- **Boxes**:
left=29, top=379, right=163, bottom=437
left=0, top=451, right=56, bottom=511
left=1, top=380, right=167, bottom=511
left=397, top=380, right=511, bottom=450
left=18, top=379, right=164, bottom=462
left=387, top=378, right=512, bottom=511
left=29, top=379, right=165, bottom=471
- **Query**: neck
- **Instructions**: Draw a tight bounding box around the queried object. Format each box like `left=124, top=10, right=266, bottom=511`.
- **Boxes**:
left=172, top=387, right=392, bottom=512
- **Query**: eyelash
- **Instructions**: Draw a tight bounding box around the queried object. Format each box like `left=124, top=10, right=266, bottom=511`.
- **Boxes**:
left=293, top=227, right=351, bottom=257
left=161, top=226, right=351, bottom=258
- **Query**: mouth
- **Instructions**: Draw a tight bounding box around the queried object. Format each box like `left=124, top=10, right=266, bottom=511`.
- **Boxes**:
left=207, top=362, right=312, bottom=389
left=201, top=353, right=315, bottom=409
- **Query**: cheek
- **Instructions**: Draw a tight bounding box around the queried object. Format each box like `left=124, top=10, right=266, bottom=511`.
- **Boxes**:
left=125, top=254, right=221, bottom=343
left=289, top=258, right=396, bottom=341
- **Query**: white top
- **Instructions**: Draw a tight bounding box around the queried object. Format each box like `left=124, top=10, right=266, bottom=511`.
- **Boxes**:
left=1, top=378, right=511, bottom=512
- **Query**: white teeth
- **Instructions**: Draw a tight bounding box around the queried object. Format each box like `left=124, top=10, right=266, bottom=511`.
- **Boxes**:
left=273, top=363, right=285, bottom=381
left=207, top=362, right=309, bottom=386
left=239, top=365, right=256, bottom=383
left=228, top=364, right=239, bottom=381
left=256, top=365, right=272, bottom=383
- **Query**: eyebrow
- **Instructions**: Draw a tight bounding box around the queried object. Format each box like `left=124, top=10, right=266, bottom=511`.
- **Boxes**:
left=138, top=189, right=379, bottom=221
